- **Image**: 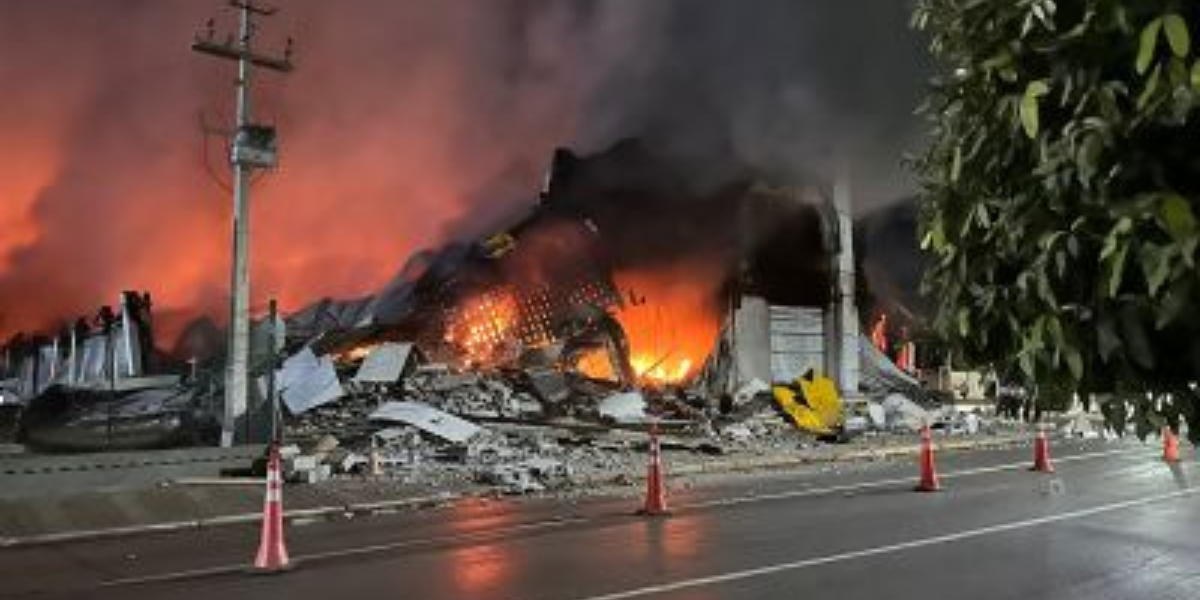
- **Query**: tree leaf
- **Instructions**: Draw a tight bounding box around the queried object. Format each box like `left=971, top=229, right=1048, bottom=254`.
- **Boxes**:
left=1019, top=80, right=1051, bottom=139
left=1019, top=351, right=1035, bottom=380
left=1139, top=242, right=1173, bottom=297
left=922, top=217, right=947, bottom=251
left=976, top=203, right=991, bottom=228
left=1191, top=60, right=1200, bottom=89
left=1031, top=315, right=1046, bottom=350
left=1164, top=14, right=1190, bottom=58
left=1100, top=216, right=1132, bottom=260
left=1156, top=278, right=1192, bottom=329
left=1183, top=235, right=1200, bottom=268
left=1064, top=346, right=1083, bottom=380
left=1097, top=314, right=1120, bottom=361
left=1159, top=193, right=1196, bottom=240
left=1137, top=18, right=1162, bottom=75
left=1020, top=92, right=1040, bottom=138
left=1106, top=242, right=1128, bottom=297
left=1047, top=315, right=1064, bottom=349
left=1076, top=133, right=1103, bottom=183
left=950, top=145, right=963, bottom=182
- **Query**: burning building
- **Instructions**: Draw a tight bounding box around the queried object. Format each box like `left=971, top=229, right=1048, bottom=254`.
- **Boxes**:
left=288, top=139, right=863, bottom=397
left=0, top=139, right=921, bottom=451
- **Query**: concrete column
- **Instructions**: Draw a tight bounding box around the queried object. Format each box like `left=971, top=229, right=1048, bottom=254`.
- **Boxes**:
left=825, top=171, right=861, bottom=398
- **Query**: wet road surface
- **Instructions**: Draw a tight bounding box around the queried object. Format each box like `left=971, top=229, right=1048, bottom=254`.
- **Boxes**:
left=2, top=439, right=1196, bottom=600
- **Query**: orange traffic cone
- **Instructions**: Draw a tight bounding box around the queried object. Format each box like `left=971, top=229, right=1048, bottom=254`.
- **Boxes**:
left=915, top=425, right=941, bottom=492
left=1163, top=426, right=1181, bottom=463
left=1030, top=428, right=1055, bottom=473
left=638, top=423, right=670, bottom=516
left=254, top=445, right=291, bottom=572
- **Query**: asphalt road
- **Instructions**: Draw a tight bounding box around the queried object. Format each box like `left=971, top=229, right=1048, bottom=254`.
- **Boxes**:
left=2, top=439, right=1196, bottom=600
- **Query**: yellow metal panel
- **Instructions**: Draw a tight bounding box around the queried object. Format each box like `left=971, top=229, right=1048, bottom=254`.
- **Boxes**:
left=773, top=372, right=844, bottom=434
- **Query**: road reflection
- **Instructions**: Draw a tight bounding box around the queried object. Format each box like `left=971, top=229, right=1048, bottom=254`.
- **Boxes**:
left=450, top=543, right=510, bottom=595
left=444, top=499, right=521, bottom=596
left=641, top=514, right=707, bottom=567
left=446, top=498, right=515, bottom=533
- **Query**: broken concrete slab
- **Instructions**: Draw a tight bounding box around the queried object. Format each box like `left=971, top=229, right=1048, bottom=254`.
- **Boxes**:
left=720, top=422, right=753, bottom=441
left=865, top=401, right=887, bottom=428
left=278, top=347, right=345, bottom=414
left=477, top=457, right=571, bottom=494
left=339, top=452, right=370, bottom=474
left=881, top=393, right=929, bottom=431
left=480, top=464, right=545, bottom=494
left=421, top=371, right=482, bottom=393
left=353, top=342, right=417, bottom=384
left=373, top=427, right=417, bottom=445
left=1063, top=413, right=1100, bottom=439
left=844, top=415, right=869, bottom=433
left=953, top=412, right=982, bottom=435
left=465, top=434, right=520, bottom=463
left=732, top=378, right=770, bottom=406
left=526, top=367, right=570, bottom=404
left=312, top=434, right=340, bottom=454
left=597, top=391, right=647, bottom=423
left=369, top=401, right=483, bottom=445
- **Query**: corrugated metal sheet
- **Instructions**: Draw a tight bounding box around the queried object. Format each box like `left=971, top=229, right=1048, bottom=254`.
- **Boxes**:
left=769, top=306, right=824, bottom=382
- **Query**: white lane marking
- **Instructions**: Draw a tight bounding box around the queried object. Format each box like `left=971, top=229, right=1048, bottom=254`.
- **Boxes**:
left=99, top=446, right=1143, bottom=588
left=563, top=486, right=1200, bottom=600
left=298, top=516, right=587, bottom=562
left=101, top=517, right=586, bottom=587
left=685, top=447, right=1142, bottom=511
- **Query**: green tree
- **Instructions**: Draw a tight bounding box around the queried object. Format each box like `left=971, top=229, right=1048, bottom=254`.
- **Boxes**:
left=911, top=0, right=1200, bottom=442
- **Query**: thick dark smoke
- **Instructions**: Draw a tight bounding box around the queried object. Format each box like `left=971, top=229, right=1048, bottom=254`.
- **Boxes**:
left=572, top=1, right=929, bottom=207
left=0, top=0, right=928, bottom=342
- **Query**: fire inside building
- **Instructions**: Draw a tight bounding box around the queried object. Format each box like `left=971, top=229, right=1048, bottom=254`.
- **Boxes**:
left=0, top=140, right=922, bottom=452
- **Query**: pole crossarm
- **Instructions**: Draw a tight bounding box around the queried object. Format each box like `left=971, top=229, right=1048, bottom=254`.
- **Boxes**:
left=192, top=40, right=293, bottom=72
left=230, top=0, right=277, bottom=16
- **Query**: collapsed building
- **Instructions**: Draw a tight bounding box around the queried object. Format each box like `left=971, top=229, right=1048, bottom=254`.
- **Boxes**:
left=0, top=140, right=939, bottom=466
left=0, top=292, right=217, bottom=450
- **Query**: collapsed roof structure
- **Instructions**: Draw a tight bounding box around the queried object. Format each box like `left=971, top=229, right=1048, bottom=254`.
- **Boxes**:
left=0, top=140, right=929, bottom=453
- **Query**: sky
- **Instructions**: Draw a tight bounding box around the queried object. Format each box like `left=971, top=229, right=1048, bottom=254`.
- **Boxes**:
left=0, top=0, right=929, bottom=343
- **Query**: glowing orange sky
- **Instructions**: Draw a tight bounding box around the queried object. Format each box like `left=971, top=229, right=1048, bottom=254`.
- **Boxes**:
left=0, top=1, right=592, bottom=344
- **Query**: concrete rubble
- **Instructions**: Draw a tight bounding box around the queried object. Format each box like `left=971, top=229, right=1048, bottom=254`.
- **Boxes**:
left=597, top=391, right=647, bottom=424
left=1062, top=413, right=1101, bottom=439
left=267, top=329, right=993, bottom=495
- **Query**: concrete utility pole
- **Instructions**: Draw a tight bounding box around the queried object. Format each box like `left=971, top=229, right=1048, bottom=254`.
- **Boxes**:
left=193, top=1, right=294, bottom=447
left=825, top=168, right=861, bottom=400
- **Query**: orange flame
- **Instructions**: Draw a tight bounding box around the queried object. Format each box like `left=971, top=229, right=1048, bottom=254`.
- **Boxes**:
left=612, top=265, right=722, bottom=386
left=573, top=346, right=620, bottom=381
left=444, top=289, right=520, bottom=365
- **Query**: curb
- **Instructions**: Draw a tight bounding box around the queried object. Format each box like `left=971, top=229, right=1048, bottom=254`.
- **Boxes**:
left=0, top=434, right=1030, bottom=548
left=670, top=434, right=1029, bottom=476
left=0, top=492, right=463, bottom=549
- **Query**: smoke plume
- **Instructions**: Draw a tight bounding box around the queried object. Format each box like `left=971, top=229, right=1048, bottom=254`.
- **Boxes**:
left=0, top=0, right=927, bottom=343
